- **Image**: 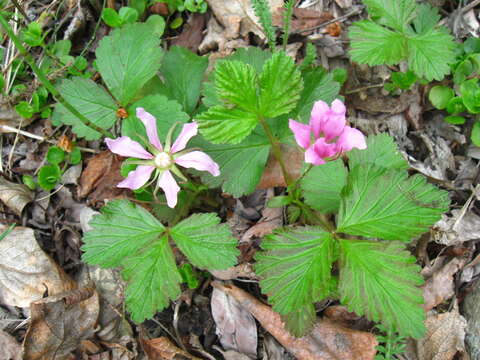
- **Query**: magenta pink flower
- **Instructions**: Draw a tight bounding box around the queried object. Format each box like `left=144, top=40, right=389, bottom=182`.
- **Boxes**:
left=289, top=99, right=366, bottom=165
left=106, top=108, right=220, bottom=208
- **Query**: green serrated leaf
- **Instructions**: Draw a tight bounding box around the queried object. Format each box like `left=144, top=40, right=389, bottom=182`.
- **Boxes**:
left=348, top=134, right=409, bottom=171
left=363, top=0, right=416, bottom=32
left=281, top=304, right=317, bottom=337
left=52, top=77, right=117, bottom=140
left=82, top=199, right=165, bottom=267
left=301, top=159, right=347, bottom=214
left=171, top=213, right=239, bottom=270
left=122, top=94, right=189, bottom=145
left=192, top=130, right=271, bottom=197
left=339, top=239, right=425, bottom=338
left=413, top=4, right=441, bottom=34
left=227, top=47, right=272, bottom=74
left=158, top=46, right=208, bottom=115
left=96, top=23, right=163, bottom=105
left=215, top=60, right=259, bottom=113
left=337, top=165, right=449, bottom=242
left=122, top=236, right=182, bottom=322
left=255, top=226, right=337, bottom=314
left=196, top=105, right=259, bottom=144
left=407, top=28, right=456, bottom=81
left=258, top=51, right=303, bottom=118
left=349, top=20, right=406, bottom=66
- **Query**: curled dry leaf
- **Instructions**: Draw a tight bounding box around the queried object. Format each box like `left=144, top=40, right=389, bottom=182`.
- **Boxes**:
left=0, top=225, right=76, bottom=307
left=0, top=176, right=33, bottom=216
left=210, top=263, right=257, bottom=280
left=417, top=304, right=468, bottom=360
left=258, top=144, right=303, bottom=188
left=141, top=337, right=201, bottom=360
left=211, top=287, right=258, bottom=358
left=22, top=287, right=99, bottom=360
left=423, top=257, right=467, bottom=311
left=211, top=281, right=377, bottom=360
left=273, top=8, right=333, bottom=35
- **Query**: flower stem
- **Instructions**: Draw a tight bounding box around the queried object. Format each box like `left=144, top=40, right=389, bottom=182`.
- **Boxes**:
left=0, top=14, right=114, bottom=139
left=259, top=116, right=292, bottom=187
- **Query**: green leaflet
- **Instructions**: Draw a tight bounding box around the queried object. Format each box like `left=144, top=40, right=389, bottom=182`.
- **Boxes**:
left=170, top=213, right=239, bottom=270
left=52, top=77, right=117, bottom=140
left=96, top=23, right=163, bottom=105
left=337, top=164, right=449, bottom=241
left=363, top=0, right=417, bottom=32
left=281, top=304, right=317, bottom=338
left=339, top=239, right=425, bottom=338
left=301, top=159, right=347, bottom=214
left=348, top=134, right=409, bottom=171
left=255, top=227, right=337, bottom=315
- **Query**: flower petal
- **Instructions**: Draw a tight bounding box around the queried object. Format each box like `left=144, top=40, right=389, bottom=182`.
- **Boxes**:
left=158, top=170, right=180, bottom=208
left=289, top=119, right=311, bottom=149
left=309, top=100, right=330, bottom=138
left=105, top=136, right=153, bottom=159
left=304, top=146, right=326, bottom=165
left=331, top=99, right=346, bottom=116
left=117, top=165, right=155, bottom=190
left=175, top=151, right=220, bottom=176
left=171, top=122, right=198, bottom=153
left=336, top=126, right=367, bottom=152
left=136, top=108, right=162, bottom=150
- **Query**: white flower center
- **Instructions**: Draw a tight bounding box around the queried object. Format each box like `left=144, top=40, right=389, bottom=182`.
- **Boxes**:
left=154, top=152, right=172, bottom=168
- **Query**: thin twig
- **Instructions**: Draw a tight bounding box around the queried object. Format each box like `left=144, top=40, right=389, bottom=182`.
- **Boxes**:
left=0, top=124, right=99, bottom=153
left=10, top=0, right=29, bottom=22
left=345, top=83, right=384, bottom=95
left=462, top=0, right=480, bottom=13
left=291, top=5, right=364, bottom=34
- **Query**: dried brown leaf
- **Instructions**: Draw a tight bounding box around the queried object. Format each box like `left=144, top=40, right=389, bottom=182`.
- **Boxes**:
left=210, top=263, right=256, bottom=280
left=142, top=337, right=201, bottom=360
left=258, top=144, right=303, bottom=189
left=0, top=225, right=76, bottom=307
left=0, top=330, right=22, bottom=360
left=22, top=287, right=99, bottom=360
left=0, top=176, right=33, bottom=216
left=171, top=13, right=207, bottom=52
left=273, top=8, right=333, bottom=34
left=212, top=282, right=377, bottom=360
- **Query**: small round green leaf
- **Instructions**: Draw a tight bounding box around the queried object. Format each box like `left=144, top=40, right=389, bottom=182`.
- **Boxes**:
left=146, top=15, right=166, bottom=36
left=38, top=164, right=62, bottom=191
left=101, top=8, right=123, bottom=27
left=460, top=78, right=480, bottom=114
left=444, top=115, right=466, bottom=125
left=119, top=7, right=139, bottom=24
left=429, top=85, right=455, bottom=110
left=69, top=147, right=82, bottom=165
left=15, top=101, right=34, bottom=118
left=472, top=122, right=480, bottom=147
left=46, top=146, right=65, bottom=164
left=446, top=97, right=466, bottom=114
left=170, top=16, right=183, bottom=29
left=22, top=175, right=36, bottom=190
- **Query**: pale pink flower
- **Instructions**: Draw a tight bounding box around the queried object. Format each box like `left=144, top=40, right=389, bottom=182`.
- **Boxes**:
left=289, top=99, right=366, bottom=165
left=106, top=108, right=220, bottom=208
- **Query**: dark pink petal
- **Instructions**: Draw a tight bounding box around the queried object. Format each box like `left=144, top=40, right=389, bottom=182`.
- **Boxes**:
left=105, top=136, right=153, bottom=159
left=336, top=126, right=367, bottom=152
left=158, top=170, right=180, bottom=208
left=117, top=165, right=154, bottom=190
left=175, top=151, right=220, bottom=176
left=289, top=119, right=311, bottom=149
left=136, top=108, right=162, bottom=150
left=321, top=111, right=346, bottom=142
left=313, top=138, right=338, bottom=158
left=304, top=146, right=326, bottom=165
left=171, top=122, right=198, bottom=153
left=309, top=100, right=329, bottom=138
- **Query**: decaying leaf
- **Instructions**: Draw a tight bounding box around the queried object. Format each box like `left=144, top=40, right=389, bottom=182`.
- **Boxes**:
left=211, top=287, right=258, bottom=358
left=0, top=176, right=34, bottom=216
left=423, top=257, right=467, bottom=311
left=0, top=330, right=22, bottom=360
left=22, top=287, right=99, bottom=360
left=273, top=8, right=333, bottom=35
left=211, top=281, right=377, bottom=360
left=210, top=263, right=256, bottom=280
left=258, top=144, right=303, bottom=189
left=433, top=209, right=480, bottom=246
left=417, top=304, right=468, bottom=360
left=141, top=337, right=201, bottom=360
left=0, top=225, right=76, bottom=307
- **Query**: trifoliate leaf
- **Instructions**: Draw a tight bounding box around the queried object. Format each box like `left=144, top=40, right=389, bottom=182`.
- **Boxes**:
left=196, top=106, right=259, bottom=144
left=348, top=134, right=408, bottom=171
left=339, top=239, right=425, bottom=338
left=363, top=0, right=416, bottom=32
left=349, top=20, right=406, bottom=66
left=214, top=60, right=258, bottom=114
left=192, top=130, right=271, bottom=197
left=122, top=94, right=189, bottom=145
left=255, top=227, right=337, bottom=314
left=52, top=77, right=117, bottom=140
left=121, top=236, right=182, bottom=322
left=96, top=23, right=163, bottom=105
left=258, top=51, right=303, bottom=118
left=281, top=304, right=317, bottom=337
left=171, top=213, right=239, bottom=270
left=294, top=68, right=340, bottom=122
left=407, top=28, right=456, bottom=81
left=82, top=199, right=165, bottom=267
left=159, top=46, right=208, bottom=115
left=301, top=159, right=347, bottom=214
left=337, top=165, right=449, bottom=242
